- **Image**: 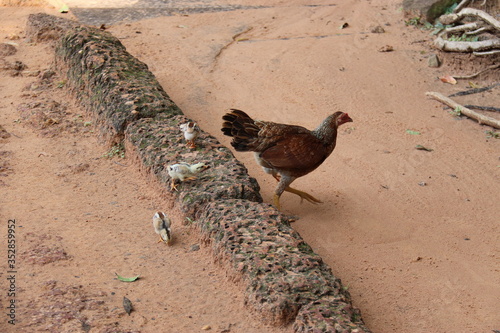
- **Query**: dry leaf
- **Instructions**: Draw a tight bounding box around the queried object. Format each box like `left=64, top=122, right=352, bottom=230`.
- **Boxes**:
left=123, top=296, right=133, bottom=315
left=415, top=144, right=433, bottom=152
left=439, top=75, right=457, bottom=84
left=378, top=45, right=394, bottom=52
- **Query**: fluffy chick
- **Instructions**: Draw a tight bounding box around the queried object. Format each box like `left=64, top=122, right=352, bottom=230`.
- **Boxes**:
left=152, top=211, right=171, bottom=245
left=179, top=122, right=199, bottom=149
left=167, top=162, right=210, bottom=191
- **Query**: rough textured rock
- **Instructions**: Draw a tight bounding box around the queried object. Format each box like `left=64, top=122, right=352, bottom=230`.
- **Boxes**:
left=294, top=299, right=368, bottom=333
left=26, top=13, right=371, bottom=332
left=0, top=43, right=17, bottom=56
left=26, top=13, right=80, bottom=42
left=428, top=53, right=441, bottom=68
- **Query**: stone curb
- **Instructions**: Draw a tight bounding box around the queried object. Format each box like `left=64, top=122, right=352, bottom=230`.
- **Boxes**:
left=26, top=13, right=371, bottom=332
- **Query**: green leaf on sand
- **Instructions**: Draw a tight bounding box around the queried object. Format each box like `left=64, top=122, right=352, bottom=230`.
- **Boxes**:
left=406, top=129, right=421, bottom=135
left=115, top=273, right=140, bottom=282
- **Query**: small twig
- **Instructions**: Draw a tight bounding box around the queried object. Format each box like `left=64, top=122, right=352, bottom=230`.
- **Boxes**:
left=426, top=91, right=500, bottom=129
left=464, top=105, right=500, bottom=112
left=453, top=63, right=500, bottom=79
left=465, top=26, right=490, bottom=35
left=6, top=131, right=21, bottom=138
left=410, top=39, right=430, bottom=44
left=449, top=83, right=500, bottom=97
left=443, top=22, right=484, bottom=34
left=453, top=0, right=471, bottom=13
left=113, top=161, right=129, bottom=167
left=440, top=8, right=500, bottom=31
left=473, top=49, right=500, bottom=56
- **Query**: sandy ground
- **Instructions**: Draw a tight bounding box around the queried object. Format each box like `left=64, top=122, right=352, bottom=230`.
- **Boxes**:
left=1, top=1, right=499, bottom=333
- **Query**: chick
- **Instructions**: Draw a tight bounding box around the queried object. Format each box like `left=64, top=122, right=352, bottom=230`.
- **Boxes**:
left=179, top=121, right=199, bottom=149
left=152, top=211, right=171, bottom=245
left=167, top=162, right=210, bottom=191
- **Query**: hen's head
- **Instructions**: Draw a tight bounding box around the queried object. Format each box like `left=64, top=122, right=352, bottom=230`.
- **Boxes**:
left=335, top=112, right=353, bottom=127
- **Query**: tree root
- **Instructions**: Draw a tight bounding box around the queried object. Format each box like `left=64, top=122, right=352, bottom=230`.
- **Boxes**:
left=452, top=63, right=500, bottom=79
left=426, top=91, right=500, bottom=129
left=448, top=82, right=500, bottom=97
left=464, top=105, right=500, bottom=113
left=434, top=8, right=500, bottom=54
left=440, top=8, right=500, bottom=30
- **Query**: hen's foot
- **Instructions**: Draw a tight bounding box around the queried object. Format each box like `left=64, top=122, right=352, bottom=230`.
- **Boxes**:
left=285, top=186, right=323, bottom=204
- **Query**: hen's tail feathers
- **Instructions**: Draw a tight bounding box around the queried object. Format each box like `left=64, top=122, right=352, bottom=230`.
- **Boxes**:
left=222, top=109, right=260, bottom=151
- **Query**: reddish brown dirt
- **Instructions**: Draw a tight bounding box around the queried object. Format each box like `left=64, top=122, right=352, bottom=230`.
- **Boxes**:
left=1, top=1, right=499, bottom=333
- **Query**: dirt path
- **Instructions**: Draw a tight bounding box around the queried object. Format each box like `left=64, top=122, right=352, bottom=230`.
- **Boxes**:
left=106, top=1, right=499, bottom=332
left=1, top=1, right=499, bottom=333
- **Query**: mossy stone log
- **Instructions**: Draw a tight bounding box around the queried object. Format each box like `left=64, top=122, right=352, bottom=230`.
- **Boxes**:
left=197, top=200, right=371, bottom=332
left=54, top=22, right=182, bottom=141
left=26, top=13, right=80, bottom=42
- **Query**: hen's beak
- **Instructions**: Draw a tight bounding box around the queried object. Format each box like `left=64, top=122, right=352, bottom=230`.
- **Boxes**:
left=340, top=113, right=353, bottom=125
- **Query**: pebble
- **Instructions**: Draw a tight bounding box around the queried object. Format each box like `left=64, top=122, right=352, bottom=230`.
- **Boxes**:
left=428, top=54, right=441, bottom=68
left=371, top=25, right=385, bottom=33
left=0, top=43, right=17, bottom=56
left=378, top=45, right=394, bottom=52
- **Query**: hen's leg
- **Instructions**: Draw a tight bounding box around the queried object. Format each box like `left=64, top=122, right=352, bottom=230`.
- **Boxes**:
left=272, top=173, right=281, bottom=182
left=272, top=194, right=282, bottom=211
left=274, top=175, right=295, bottom=210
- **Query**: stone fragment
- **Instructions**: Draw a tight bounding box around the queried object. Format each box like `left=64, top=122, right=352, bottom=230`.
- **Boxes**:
left=428, top=54, right=441, bottom=68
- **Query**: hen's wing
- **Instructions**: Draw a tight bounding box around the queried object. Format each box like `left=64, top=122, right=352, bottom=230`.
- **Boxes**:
left=259, top=131, right=330, bottom=175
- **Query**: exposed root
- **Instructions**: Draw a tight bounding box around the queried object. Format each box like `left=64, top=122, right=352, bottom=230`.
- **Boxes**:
left=434, top=7, right=500, bottom=54
left=426, top=91, right=500, bottom=129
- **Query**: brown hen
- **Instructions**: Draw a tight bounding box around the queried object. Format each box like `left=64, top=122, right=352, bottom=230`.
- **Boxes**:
left=221, top=109, right=352, bottom=210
